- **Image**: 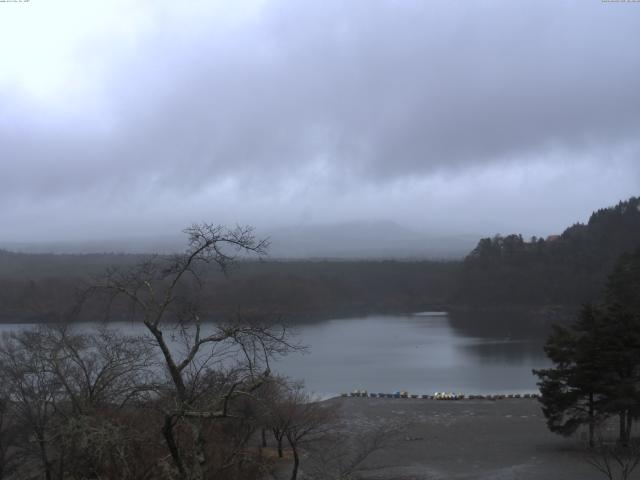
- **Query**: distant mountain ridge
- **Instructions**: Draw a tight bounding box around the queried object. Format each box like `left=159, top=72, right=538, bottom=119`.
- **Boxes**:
left=0, top=196, right=639, bottom=322
left=0, top=220, right=479, bottom=260
left=0, top=236, right=185, bottom=255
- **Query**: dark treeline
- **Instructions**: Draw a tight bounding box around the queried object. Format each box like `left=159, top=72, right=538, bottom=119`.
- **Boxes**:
left=1, top=196, right=640, bottom=324
left=456, top=196, right=640, bottom=308
left=0, top=255, right=458, bottom=323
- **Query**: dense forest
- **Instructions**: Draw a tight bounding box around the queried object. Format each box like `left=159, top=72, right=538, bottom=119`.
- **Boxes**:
left=0, top=253, right=458, bottom=323
left=457, top=196, right=640, bottom=307
left=1, top=196, right=639, bottom=324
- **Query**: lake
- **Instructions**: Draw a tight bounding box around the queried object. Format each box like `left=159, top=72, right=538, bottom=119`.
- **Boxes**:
left=277, top=312, right=550, bottom=397
left=0, top=312, right=551, bottom=397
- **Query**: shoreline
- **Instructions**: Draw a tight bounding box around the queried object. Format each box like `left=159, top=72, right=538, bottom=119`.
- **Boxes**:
left=338, top=391, right=541, bottom=400
left=0, top=303, right=576, bottom=325
left=299, top=397, right=609, bottom=480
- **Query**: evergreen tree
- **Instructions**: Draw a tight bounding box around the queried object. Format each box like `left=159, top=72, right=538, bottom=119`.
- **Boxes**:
left=535, top=248, right=640, bottom=446
left=606, top=247, right=640, bottom=317
left=534, top=305, right=605, bottom=446
left=599, top=248, right=640, bottom=445
left=460, top=196, right=640, bottom=306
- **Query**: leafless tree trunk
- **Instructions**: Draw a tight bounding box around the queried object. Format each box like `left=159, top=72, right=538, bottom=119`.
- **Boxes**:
left=273, top=427, right=285, bottom=458
left=0, top=224, right=298, bottom=480
left=288, top=434, right=300, bottom=480
left=586, top=435, right=640, bottom=480
left=0, top=324, right=159, bottom=480
left=87, top=223, right=299, bottom=480
left=262, top=380, right=337, bottom=480
left=304, top=421, right=406, bottom=480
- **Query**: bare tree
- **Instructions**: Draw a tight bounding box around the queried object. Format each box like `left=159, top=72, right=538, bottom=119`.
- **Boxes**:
left=304, top=421, right=406, bottom=480
left=89, top=223, right=299, bottom=480
left=262, top=381, right=337, bottom=480
left=0, top=325, right=160, bottom=480
left=586, top=438, right=640, bottom=480
left=0, top=224, right=298, bottom=480
left=0, top=383, right=21, bottom=480
left=40, top=325, right=157, bottom=412
left=0, top=329, right=62, bottom=480
left=257, top=376, right=292, bottom=457
left=45, top=326, right=161, bottom=480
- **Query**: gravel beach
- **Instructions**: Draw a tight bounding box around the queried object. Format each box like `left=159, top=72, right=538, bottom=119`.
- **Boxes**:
left=298, top=397, right=618, bottom=480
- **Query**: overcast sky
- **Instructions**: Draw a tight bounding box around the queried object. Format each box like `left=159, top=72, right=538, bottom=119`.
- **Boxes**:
left=1, top=0, right=639, bottom=244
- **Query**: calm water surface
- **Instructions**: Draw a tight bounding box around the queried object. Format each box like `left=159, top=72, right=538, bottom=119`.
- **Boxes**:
left=0, top=312, right=550, bottom=397
left=278, top=313, right=550, bottom=397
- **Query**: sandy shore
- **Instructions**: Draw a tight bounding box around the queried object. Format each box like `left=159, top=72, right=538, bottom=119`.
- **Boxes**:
left=298, top=397, right=613, bottom=480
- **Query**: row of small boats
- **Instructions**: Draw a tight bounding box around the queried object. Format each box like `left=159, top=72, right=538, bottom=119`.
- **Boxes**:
left=342, top=390, right=539, bottom=400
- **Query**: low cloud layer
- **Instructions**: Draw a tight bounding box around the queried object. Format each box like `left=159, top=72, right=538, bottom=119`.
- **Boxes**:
left=1, top=0, right=639, bottom=244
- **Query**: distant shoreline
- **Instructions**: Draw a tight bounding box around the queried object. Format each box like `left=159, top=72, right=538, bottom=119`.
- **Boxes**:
left=0, top=303, right=576, bottom=326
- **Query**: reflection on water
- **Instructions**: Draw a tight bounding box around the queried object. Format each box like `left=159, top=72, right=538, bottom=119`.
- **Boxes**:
left=460, top=339, right=547, bottom=364
left=275, top=313, right=550, bottom=396
left=0, top=312, right=551, bottom=397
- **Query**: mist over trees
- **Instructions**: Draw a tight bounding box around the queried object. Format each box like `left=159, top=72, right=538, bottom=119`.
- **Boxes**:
left=0, top=196, right=639, bottom=327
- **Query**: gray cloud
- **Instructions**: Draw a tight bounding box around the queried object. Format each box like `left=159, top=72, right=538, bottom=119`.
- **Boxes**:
left=0, top=0, right=639, bottom=242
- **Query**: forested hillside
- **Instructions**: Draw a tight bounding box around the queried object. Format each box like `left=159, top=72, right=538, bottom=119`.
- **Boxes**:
left=456, top=196, right=640, bottom=307
left=1, top=196, right=639, bottom=323
left=0, top=255, right=458, bottom=323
